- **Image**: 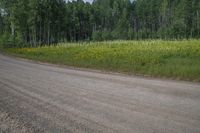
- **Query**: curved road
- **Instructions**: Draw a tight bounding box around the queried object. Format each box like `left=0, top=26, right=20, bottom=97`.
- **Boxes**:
left=0, top=54, right=200, bottom=133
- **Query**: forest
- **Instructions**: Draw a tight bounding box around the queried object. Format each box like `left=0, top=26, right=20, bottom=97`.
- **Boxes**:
left=0, top=0, right=200, bottom=47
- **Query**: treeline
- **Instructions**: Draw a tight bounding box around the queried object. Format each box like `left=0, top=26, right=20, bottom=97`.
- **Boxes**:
left=0, top=0, right=200, bottom=47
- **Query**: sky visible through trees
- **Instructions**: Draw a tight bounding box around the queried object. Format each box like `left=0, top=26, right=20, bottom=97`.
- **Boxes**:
left=67, top=0, right=93, bottom=3
left=0, top=0, right=199, bottom=47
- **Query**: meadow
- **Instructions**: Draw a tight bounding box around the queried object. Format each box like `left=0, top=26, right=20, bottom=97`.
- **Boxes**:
left=5, top=40, right=200, bottom=82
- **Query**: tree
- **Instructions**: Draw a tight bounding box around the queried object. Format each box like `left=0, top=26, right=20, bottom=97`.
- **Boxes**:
left=0, top=0, right=199, bottom=47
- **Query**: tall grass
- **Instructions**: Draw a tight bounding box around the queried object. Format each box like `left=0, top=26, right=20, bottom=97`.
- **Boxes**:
left=5, top=40, right=200, bottom=81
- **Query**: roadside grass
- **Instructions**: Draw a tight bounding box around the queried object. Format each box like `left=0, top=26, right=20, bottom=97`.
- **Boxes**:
left=4, top=40, right=200, bottom=82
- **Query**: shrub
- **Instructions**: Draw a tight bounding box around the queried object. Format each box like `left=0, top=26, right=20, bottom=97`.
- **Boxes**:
left=0, top=32, right=24, bottom=48
left=92, top=31, right=102, bottom=41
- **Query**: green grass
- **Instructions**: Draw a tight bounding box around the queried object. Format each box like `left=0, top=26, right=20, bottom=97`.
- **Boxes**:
left=5, top=40, right=200, bottom=82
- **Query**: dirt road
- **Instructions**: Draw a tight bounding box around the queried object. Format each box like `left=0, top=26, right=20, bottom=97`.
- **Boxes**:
left=0, top=54, right=200, bottom=133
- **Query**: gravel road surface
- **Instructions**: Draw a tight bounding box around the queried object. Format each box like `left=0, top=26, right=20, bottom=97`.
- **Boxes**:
left=0, top=54, right=200, bottom=133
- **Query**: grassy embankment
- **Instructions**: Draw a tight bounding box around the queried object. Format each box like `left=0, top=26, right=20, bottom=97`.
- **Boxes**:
left=4, top=40, right=200, bottom=81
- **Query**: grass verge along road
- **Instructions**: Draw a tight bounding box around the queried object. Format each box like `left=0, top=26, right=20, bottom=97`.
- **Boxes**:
left=5, top=40, right=200, bottom=81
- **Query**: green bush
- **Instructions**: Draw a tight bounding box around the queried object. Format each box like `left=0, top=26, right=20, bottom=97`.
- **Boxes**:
left=92, top=31, right=102, bottom=41
left=0, top=32, right=24, bottom=48
left=170, top=20, right=187, bottom=39
left=0, top=32, right=12, bottom=48
left=101, top=30, right=113, bottom=41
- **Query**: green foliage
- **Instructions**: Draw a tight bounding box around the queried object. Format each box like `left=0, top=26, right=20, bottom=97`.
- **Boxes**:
left=170, top=20, right=187, bottom=39
left=0, top=32, right=12, bottom=48
left=0, top=0, right=199, bottom=47
left=0, top=31, right=23, bottom=48
left=101, top=30, right=113, bottom=41
left=128, top=27, right=135, bottom=40
left=92, top=31, right=102, bottom=41
left=6, top=40, right=200, bottom=81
